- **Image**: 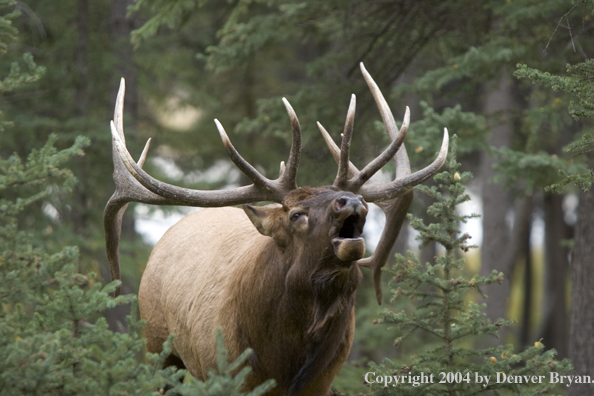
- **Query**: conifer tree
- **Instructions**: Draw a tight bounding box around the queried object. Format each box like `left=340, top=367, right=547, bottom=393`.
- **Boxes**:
left=365, top=138, right=572, bottom=395
left=515, top=59, right=594, bottom=192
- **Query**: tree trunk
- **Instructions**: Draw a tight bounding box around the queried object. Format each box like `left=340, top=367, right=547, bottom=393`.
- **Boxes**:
left=519, top=198, right=533, bottom=348
left=538, top=193, right=570, bottom=359
left=568, top=185, right=594, bottom=396
left=479, top=72, right=516, bottom=326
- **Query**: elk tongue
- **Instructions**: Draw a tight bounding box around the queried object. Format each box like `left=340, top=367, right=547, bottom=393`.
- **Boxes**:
left=332, top=237, right=365, bottom=262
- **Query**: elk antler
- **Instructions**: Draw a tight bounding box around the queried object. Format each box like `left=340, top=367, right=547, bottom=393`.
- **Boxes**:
left=317, top=63, right=449, bottom=304
left=104, top=79, right=302, bottom=296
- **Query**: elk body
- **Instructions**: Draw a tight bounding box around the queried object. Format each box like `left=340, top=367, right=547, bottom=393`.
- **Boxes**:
left=104, top=63, right=449, bottom=396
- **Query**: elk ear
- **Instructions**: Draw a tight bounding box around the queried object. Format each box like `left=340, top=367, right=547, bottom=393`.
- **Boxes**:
left=243, top=204, right=291, bottom=248
left=242, top=204, right=281, bottom=237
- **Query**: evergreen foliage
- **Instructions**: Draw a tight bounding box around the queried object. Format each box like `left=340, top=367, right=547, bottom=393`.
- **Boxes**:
left=171, top=328, right=276, bottom=396
left=407, top=101, right=490, bottom=162
left=0, top=0, right=45, bottom=131
left=365, top=138, right=572, bottom=395
left=402, top=0, right=593, bottom=198
left=0, top=0, right=156, bottom=294
left=0, top=135, right=275, bottom=396
left=515, top=60, right=594, bottom=191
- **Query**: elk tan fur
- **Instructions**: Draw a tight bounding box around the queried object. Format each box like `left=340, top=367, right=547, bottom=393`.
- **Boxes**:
left=140, top=201, right=361, bottom=396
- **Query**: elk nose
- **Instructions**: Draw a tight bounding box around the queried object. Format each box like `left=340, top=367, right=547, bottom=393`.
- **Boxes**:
left=334, top=195, right=368, bottom=216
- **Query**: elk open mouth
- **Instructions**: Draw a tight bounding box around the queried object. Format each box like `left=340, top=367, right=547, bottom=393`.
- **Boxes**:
left=332, top=214, right=366, bottom=262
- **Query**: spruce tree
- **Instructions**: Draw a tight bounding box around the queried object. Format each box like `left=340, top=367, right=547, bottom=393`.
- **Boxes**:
left=365, top=138, right=572, bottom=395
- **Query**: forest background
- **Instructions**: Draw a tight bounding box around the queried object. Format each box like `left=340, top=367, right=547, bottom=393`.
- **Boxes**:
left=2, top=0, right=594, bottom=395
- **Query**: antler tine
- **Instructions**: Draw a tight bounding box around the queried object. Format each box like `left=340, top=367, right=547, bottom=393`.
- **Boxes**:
left=214, top=119, right=270, bottom=188
left=317, top=121, right=359, bottom=179
left=360, top=63, right=398, bottom=139
left=360, top=129, right=449, bottom=202
left=138, top=138, right=151, bottom=167
left=350, top=107, right=410, bottom=190
left=114, top=78, right=126, bottom=143
left=281, top=97, right=301, bottom=190
left=394, top=136, right=412, bottom=179
left=334, top=94, right=356, bottom=188
left=356, top=188, right=414, bottom=305
left=362, top=61, right=409, bottom=181
left=279, top=161, right=286, bottom=178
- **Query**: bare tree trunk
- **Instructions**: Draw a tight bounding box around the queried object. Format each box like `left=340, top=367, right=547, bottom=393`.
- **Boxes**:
left=568, top=185, right=594, bottom=396
left=519, top=198, right=533, bottom=348
left=538, top=193, right=570, bottom=358
left=479, top=72, right=516, bottom=325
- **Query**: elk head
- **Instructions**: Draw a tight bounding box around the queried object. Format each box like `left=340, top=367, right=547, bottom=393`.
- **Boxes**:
left=104, top=63, right=449, bottom=304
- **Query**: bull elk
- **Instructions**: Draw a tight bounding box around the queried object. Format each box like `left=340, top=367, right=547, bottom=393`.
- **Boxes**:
left=104, top=63, right=448, bottom=396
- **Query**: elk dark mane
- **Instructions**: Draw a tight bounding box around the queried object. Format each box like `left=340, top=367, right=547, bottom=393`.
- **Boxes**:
left=290, top=291, right=356, bottom=395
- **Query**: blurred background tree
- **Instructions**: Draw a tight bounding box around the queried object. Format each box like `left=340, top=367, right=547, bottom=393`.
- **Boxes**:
left=2, top=0, right=594, bottom=394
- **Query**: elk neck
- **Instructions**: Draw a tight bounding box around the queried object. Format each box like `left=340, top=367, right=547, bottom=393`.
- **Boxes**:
left=247, top=237, right=363, bottom=395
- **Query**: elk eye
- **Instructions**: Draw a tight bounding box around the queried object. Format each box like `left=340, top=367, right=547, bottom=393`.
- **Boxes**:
left=290, top=210, right=307, bottom=222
